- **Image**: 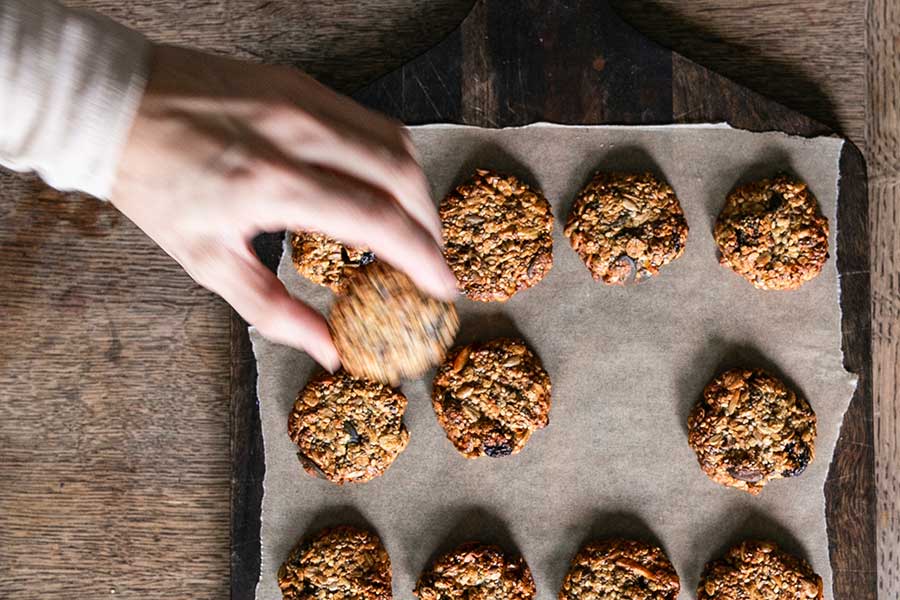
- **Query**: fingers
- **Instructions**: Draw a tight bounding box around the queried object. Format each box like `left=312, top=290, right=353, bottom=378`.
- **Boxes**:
left=189, top=242, right=341, bottom=371
left=283, top=122, right=443, bottom=244
left=250, top=164, right=458, bottom=301
left=270, top=76, right=443, bottom=243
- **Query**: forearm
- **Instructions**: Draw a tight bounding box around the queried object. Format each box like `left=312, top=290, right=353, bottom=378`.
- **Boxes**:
left=0, top=0, right=150, bottom=198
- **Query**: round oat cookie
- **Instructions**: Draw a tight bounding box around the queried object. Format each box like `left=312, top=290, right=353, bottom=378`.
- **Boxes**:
left=288, top=371, right=410, bottom=484
left=329, top=262, right=459, bottom=386
left=440, top=169, right=554, bottom=302
left=714, top=174, right=829, bottom=290
left=687, top=368, right=817, bottom=495
left=698, top=540, right=823, bottom=600
left=559, top=539, right=680, bottom=600
left=290, top=231, right=375, bottom=293
left=564, top=172, right=688, bottom=285
left=278, top=525, right=392, bottom=600
left=431, top=338, right=551, bottom=459
left=414, top=542, right=536, bottom=600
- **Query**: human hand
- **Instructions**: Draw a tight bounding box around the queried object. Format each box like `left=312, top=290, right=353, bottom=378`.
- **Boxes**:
left=111, top=45, right=457, bottom=371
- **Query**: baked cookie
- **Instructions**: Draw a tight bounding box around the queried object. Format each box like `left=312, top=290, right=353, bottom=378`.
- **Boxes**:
left=441, top=169, right=553, bottom=302
left=565, top=172, right=688, bottom=285
left=288, top=371, right=410, bottom=484
left=290, top=231, right=375, bottom=293
left=714, top=174, right=829, bottom=290
left=329, top=263, right=459, bottom=386
left=698, top=540, right=823, bottom=600
left=431, top=338, right=552, bottom=459
left=688, top=368, right=817, bottom=495
left=278, top=525, right=393, bottom=600
left=414, top=542, right=535, bottom=600
left=559, top=539, right=680, bottom=600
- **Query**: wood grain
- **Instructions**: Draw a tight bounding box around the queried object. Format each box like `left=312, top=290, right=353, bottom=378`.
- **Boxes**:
left=0, top=2, right=886, bottom=599
left=610, top=0, right=867, bottom=149
left=868, top=0, right=900, bottom=598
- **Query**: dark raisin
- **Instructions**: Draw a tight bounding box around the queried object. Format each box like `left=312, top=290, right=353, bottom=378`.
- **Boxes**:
left=340, top=246, right=351, bottom=265
left=735, top=229, right=753, bottom=250
left=767, top=191, right=785, bottom=212
left=782, top=442, right=811, bottom=477
left=484, top=442, right=513, bottom=457
left=727, top=465, right=765, bottom=483
left=343, top=420, right=362, bottom=445
left=358, top=251, right=375, bottom=266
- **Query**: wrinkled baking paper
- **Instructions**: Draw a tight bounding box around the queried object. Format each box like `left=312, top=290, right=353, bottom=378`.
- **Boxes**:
left=252, top=124, right=855, bottom=600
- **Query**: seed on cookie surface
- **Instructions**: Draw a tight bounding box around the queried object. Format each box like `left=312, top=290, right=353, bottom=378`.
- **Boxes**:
left=564, top=171, right=688, bottom=285
left=440, top=169, right=554, bottom=302
left=329, top=263, right=459, bottom=386
left=697, top=540, right=823, bottom=600
left=278, top=525, right=393, bottom=600
left=714, top=174, right=829, bottom=290
left=414, top=542, right=535, bottom=600
left=290, top=230, right=374, bottom=293
left=687, top=367, right=817, bottom=494
left=559, top=538, right=680, bottom=600
left=288, top=370, right=410, bottom=484
left=432, top=338, right=552, bottom=459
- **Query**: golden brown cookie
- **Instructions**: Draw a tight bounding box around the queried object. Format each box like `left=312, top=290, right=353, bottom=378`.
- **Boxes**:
left=559, top=539, right=680, bottom=600
left=329, top=263, right=459, bottom=386
left=288, top=371, right=410, bottom=484
left=431, top=338, right=552, bottom=459
left=414, top=542, right=536, bottom=600
left=698, top=540, right=823, bottom=600
left=714, top=174, right=829, bottom=290
left=565, top=172, right=688, bottom=285
left=688, top=368, right=817, bottom=495
left=278, top=525, right=393, bottom=600
left=290, top=231, right=375, bottom=293
left=440, top=169, right=554, bottom=302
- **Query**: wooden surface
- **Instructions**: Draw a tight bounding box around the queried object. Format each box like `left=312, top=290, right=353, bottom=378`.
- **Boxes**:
left=0, top=1, right=891, bottom=599
left=867, top=1, right=900, bottom=598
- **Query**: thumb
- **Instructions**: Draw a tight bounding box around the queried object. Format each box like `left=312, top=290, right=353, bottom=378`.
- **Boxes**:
left=204, top=246, right=341, bottom=371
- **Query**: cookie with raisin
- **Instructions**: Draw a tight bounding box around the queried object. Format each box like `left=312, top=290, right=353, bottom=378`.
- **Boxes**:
left=688, top=368, right=817, bottom=494
left=565, top=172, right=688, bottom=285
left=290, top=231, right=374, bottom=293
left=714, top=174, right=829, bottom=290
left=431, top=338, right=551, bottom=459
left=441, top=170, right=554, bottom=302
left=288, top=371, right=409, bottom=484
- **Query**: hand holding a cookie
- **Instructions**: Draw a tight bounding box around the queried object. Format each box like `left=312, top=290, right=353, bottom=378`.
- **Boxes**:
left=110, top=45, right=458, bottom=369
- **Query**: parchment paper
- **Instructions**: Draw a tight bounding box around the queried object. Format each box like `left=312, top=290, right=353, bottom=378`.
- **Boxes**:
left=251, top=124, right=856, bottom=600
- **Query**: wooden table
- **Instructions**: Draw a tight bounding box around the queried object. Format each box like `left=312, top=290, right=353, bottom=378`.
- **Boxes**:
left=0, top=1, right=894, bottom=598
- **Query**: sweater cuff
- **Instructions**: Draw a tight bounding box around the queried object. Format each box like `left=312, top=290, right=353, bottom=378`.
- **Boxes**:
left=0, top=2, right=151, bottom=199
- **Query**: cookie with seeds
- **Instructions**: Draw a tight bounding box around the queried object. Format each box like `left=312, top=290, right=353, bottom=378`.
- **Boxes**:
left=440, top=169, right=554, bottom=302
left=564, top=172, right=688, bottom=285
left=715, top=174, right=829, bottom=290
left=278, top=525, right=393, bottom=600
left=290, top=231, right=375, bottom=293
left=329, top=262, right=459, bottom=386
left=559, top=539, right=680, bottom=600
left=431, top=338, right=551, bottom=459
left=698, top=540, right=823, bottom=600
left=288, top=371, right=410, bottom=484
left=414, top=542, right=535, bottom=600
left=688, top=368, right=817, bottom=495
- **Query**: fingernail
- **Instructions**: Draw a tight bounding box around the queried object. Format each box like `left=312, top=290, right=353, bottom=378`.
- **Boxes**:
left=437, top=267, right=459, bottom=300
left=313, top=343, right=342, bottom=373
